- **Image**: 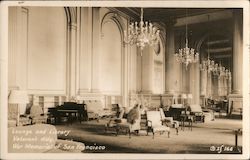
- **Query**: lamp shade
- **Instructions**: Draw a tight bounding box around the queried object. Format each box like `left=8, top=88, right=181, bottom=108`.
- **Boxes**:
left=9, top=90, right=29, bottom=104
left=181, top=94, right=187, bottom=99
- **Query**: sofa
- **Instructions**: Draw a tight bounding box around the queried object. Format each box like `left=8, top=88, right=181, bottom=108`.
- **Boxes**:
left=8, top=105, right=31, bottom=127
left=189, top=104, right=205, bottom=122
left=8, top=124, right=85, bottom=153
left=84, top=100, right=113, bottom=120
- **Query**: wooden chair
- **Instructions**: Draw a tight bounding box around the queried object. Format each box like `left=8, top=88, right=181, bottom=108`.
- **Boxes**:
left=146, top=111, right=170, bottom=139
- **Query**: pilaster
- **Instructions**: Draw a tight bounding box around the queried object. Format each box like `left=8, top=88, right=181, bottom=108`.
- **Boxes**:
left=165, top=20, right=182, bottom=94
left=228, top=9, right=243, bottom=115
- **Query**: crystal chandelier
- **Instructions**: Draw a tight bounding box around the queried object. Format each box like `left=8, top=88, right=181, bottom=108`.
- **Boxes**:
left=217, top=63, right=231, bottom=79
left=199, top=15, right=232, bottom=79
left=200, top=59, right=232, bottom=79
left=199, top=54, right=219, bottom=74
left=225, top=69, right=232, bottom=79
left=200, top=15, right=219, bottom=74
left=124, top=8, right=160, bottom=56
left=175, top=9, right=199, bottom=69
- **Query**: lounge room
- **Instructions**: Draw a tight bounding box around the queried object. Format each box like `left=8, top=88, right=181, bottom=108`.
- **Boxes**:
left=2, top=2, right=249, bottom=157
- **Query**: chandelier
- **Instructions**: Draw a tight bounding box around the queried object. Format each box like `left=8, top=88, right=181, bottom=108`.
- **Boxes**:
left=216, top=63, right=231, bottom=79
left=199, top=15, right=231, bottom=79
left=124, top=8, right=160, bottom=56
left=200, top=15, right=219, bottom=74
left=199, top=54, right=219, bottom=74
left=175, top=9, right=199, bottom=69
left=225, top=69, right=232, bottom=79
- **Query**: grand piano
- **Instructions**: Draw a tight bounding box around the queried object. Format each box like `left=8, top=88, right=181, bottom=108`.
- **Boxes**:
left=48, top=102, right=87, bottom=124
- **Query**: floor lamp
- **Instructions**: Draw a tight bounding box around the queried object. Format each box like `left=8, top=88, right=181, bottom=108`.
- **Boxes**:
left=9, top=90, right=29, bottom=115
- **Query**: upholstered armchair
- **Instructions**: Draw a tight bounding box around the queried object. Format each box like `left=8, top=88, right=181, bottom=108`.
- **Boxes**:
left=30, top=105, right=48, bottom=124
left=105, top=106, right=126, bottom=133
left=159, top=108, right=179, bottom=135
left=115, top=105, right=141, bottom=138
left=146, top=111, right=170, bottom=138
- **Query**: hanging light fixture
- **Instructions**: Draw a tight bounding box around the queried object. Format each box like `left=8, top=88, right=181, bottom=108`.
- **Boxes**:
left=225, top=69, right=232, bottom=79
left=217, top=63, right=231, bottom=79
left=175, top=8, right=199, bottom=69
left=200, top=15, right=219, bottom=73
left=124, top=8, right=160, bottom=56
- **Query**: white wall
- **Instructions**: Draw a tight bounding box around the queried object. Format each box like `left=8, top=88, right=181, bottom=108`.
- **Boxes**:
left=8, top=6, right=165, bottom=108
left=27, top=7, right=67, bottom=94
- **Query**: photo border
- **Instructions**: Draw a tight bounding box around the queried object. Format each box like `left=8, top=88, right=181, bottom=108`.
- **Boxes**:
left=0, top=0, right=249, bottom=159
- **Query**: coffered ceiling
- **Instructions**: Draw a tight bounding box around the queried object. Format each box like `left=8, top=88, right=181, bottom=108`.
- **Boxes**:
left=115, top=7, right=233, bottom=23
left=115, top=7, right=237, bottom=71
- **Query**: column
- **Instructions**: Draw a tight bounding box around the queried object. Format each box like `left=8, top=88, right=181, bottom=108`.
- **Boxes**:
left=189, top=63, right=200, bottom=105
left=91, top=7, right=101, bottom=93
left=232, top=9, right=243, bottom=95
left=165, top=20, right=181, bottom=94
left=75, top=8, right=81, bottom=95
left=67, top=17, right=77, bottom=98
left=207, top=72, right=212, bottom=98
left=141, top=45, right=153, bottom=94
left=200, top=69, right=207, bottom=96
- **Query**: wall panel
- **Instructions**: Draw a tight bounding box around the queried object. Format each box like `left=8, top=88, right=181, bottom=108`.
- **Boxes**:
left=100, top=20, right=122, bottom=95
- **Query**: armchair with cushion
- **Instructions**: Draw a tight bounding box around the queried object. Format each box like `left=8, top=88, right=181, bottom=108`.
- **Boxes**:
left=30, top=105, right=48, bottom=124
left=105, top=106, right=126, bottom=133
left=146, top=111, right=170, bottom=138
left=159, top=108, right=179, bottom=135
left=115, top=105, right=141, bottom=138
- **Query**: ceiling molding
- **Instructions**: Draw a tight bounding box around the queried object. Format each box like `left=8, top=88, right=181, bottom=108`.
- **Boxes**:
left=174, top=9, right=233, bottom=26
left=207, top=47, right=232, bottom=53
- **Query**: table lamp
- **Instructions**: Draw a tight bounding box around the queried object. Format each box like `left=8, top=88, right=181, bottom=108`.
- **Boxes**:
left=181, top=94, right=187, bottom=106
left=187, top=94, right=193, bottom=104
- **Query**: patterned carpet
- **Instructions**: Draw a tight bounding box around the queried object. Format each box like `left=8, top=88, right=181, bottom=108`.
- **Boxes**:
left=54, top=118, right=242, bottom=153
